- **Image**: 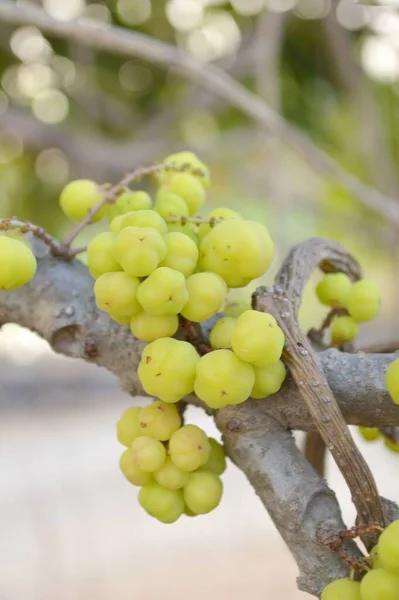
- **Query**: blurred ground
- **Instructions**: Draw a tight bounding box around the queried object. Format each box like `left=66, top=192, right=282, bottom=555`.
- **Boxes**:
left=0, top=326, right=398, bottom=600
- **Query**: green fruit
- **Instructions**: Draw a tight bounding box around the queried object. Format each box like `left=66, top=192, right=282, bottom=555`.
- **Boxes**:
left=138, top=481, right=184, bottom=523
left=154, top=457, right=189, bottom=490
left=316, top=273, right=352, bottom=307
left=59, top=179, right=105, bottom=222
left=346, top=280, right=381, bottom=323
left=169, top=425, right=211, bottom=472
left=138, top=401, right=181, bottom=441
left=330, top=316, right=359, bottom=345
left=183, top=470, right=223, bottom=515
left=0, top=237, right=37, bottom=290
left=386, top=359, right=399, bottom=405
left=116, top=406, right=142, bottom=447
left=119, top=448, right=152, bottom=486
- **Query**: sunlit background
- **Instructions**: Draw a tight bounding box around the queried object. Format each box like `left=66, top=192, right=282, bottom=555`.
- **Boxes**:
left=1, top=0, right=399, bottom=599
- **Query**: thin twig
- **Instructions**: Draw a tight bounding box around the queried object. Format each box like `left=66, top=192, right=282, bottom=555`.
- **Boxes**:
left=0, top=218, right=69, bottom=257
left=0, top=0, right=398, bottom=225
left=62, top=163, right=164, bottom=247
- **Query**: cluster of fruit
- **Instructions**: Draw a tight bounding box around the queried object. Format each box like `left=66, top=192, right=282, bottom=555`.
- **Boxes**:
left=117, top=400, right=226, bottom=523
left=315, top=273, right=381, bottom=345
left=321, top=520, right=399, bottom=599
left=0, top=232, right=37, bottom=290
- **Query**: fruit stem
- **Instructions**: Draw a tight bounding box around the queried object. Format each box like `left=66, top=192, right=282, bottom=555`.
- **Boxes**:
left=0, top=217, right=69, bottom=257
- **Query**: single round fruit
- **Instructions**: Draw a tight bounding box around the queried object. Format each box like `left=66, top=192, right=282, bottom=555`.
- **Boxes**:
left=155, top=190, right=189, bottom=218
left=138, top=338, right=200, bottom=403
left=130, top=312, right=179, bottom=342
left=194, top=349, right=255, bottom=409
left=378, top=520, right=399, bottom=575
left=87, top=231, right=122, bottom=278
left=321, top=578, right=361, bottom=600
left=209, top=317, right=236, bottom=349
left=197, top=207, right=242, bottom=242
left=231, top=310, right=285, bottom=367
left=316, top=273, right=352, bottom=307
left=154, top=457, right=189, bottom=490
left=138, top=401, right=181, bottom=441
left=169, top=425, right=211, bottom=472
left=116, top=406, right=142, bottom=447
left=119, top=448, right=152, bottom=486
left=159, top=151, right=210, bottom=188
left=59, top=179, right=104, bottom=222
left=199, top=220, right=274, bottom=286
left=120, top=209, right=167, bottom=235
left=360, top=568, right=399, bottom=600
left=107, top=190, right=152, bottom=221
left=113, top=226, right=166, bottom=278
left=347, top=280, right=381, bottom=323
left=137, top=267, right=188, bottom=316
left=138, top=481, right=184, bottom=523
left=94, top=271, right=141, bottom=317
left=358, top=426, right=381, bottom=442
left=160, top=232, right=199, bottom=277
left=167, top=221, right=198, bottom=243
left=184, top=471, right=223, bottom=515
left=201, top=438, right=226, bottom=475
left=0, top=237, right=37, bottom=290
left=166, top=172, right=206, bottom=215
left=330, top=315, right=359, bottom=345
left=131, top=436, right=166, bottom=473
left=181, top=272, right=227, bottom=322
left=386, top=359, right=399, bottom=405
left=251, top=360, right=286, bottom=399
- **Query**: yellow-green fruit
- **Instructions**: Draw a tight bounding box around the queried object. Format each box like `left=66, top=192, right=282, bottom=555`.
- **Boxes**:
left=167, top=221, right=198, bottom=243
left=321, top=578, right=361, bottom=600
left=59, top=179, right=105, bottom=222
left=184, top=471, right=223, bottom=515
left=131, top=436, right=166, bottom=473
left=209, top=317, right=236, bottom=349
left=154, top=457, right=189, bottom=490
left=113, top=226, right=167, bottom=278
left=223, top=298, right=252, bottom=318
left=109, top=214, right=125, bottom=234
left=251, top=360, right=286, bottom=399
left=169, top=424, right=211, bottom=472
left=331, top=316, right=359, bottom=345
left=201, top=438, right=226, bottom=475
left=138, top=337, right=200, bottom=403
left=360, top=568, right=399, bottom=600
left=3, top=232, right=31, bottom=248
left=159, top=151, right=210, bottom=188
left=378, top=520, right=399, bottom=575
left=199, top=220, right=274, bottom=286
left=181, top=272, right=227, bottom=322
left=130, top=312, right=179, bottom=342
left=120, top=209, right=167, bottom=235
left=138, top=400, right=181, bottom=441
left=110, top=312, right=131, bottom=326
left=386, top=359, right=399, bottom=405
left=231, top=310, right=285, bottom=367
left=166, top=172, right=206, bottom=215
left=385, top=438, right=399, bottom=453
left=94, top=271, right=141, bottom=317
left=155, top=190, right=189, bottom=218
left=358, top=426, right=381, bottom=442
left=369, top=546, right=382, bottom=570
left=316, top=273, right=352, bottom=307
left=346, top=280, right=381, bottom=323
left=0, top=237, right=37, bottom=290
left=116, top=406, right=142, bottom=447
left=194, top=349, right=255, bottom=409
left=138, top=481, right=185, bottom=523
left=137, top=267, right=188, bottom=316
left=160, top=232, right=199, bottom=277
left=119, top=448, right=152, bottom=486
left=197, top=207, right=242, bottom=242
left=107, top=190, right=152, bottom=221
left=87, top=232, right=122, bottom=278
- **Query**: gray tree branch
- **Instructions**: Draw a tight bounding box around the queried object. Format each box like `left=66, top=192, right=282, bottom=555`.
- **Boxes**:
left=0, top=0, right=399, bottom=225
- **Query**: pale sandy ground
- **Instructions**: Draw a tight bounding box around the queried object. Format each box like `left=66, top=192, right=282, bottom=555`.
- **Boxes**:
left=0, top=326, right=398, bottom=600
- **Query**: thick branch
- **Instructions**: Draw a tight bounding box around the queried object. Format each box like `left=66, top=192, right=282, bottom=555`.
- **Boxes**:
left=216, top=403, right=358, bottom=597
left=0, top=1, right=398, bottom=225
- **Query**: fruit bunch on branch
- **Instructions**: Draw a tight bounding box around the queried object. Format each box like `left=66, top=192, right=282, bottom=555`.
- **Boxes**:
left=1, top=152, right=399, bottom=599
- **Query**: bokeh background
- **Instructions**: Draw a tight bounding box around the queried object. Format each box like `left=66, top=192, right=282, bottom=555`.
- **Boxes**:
left=0, top=0, right=399, bottom=598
